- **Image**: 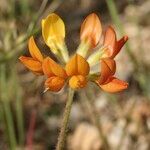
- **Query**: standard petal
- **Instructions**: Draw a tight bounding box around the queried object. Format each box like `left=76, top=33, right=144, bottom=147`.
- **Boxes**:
left=42, top=57, right=67, bottom=78
left=65, top=54, right=90, bottom=76
left=98, top=76, right=128, bottom=93
left=80, top=13, right=102, bottom=48
left=19, top=56, right=43, bottom=74
left=28, top=36, right=44, bottom=62
left=42, top=13, right=65, bottom=50
left=69, top=75, right=87, bottom=89
left=99, top=58, right=116, bottom=84
left=111, top=36, right=128, bottom=58
left=45, top=76, right=65, bottom=92
left=103, top=26, right=117, bottom=58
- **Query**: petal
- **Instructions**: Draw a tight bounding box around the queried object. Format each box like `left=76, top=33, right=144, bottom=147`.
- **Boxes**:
left=80, top=13, right=102, bottom=48
left=42, top=57, right=67, bottom=78
left=42, top=13, right=65, bottom=51
left=28, top=36, right=44, bottom=62
left=99, top=58, right=116, bottom=84
left=98, top=76, right=128, bottom=93
left=19, top=56, right=43, bottom=75
left=103, top=26, right=117, bottom=57
left=45, top=76, right=65, bottom=92
left=69, top=75, right=87, bottom=89
left=65, top=54, right=90, bottom=76
left=111, top=36, right=128, bottom=58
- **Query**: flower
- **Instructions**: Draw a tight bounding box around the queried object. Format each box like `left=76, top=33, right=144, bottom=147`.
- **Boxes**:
left=65, top=54, right=89, bottom=89
left=42, top=13, right=69, bottom=62
left=19, top=36, right=44, bottom=75
left=80, top=13, right=102, bottom=48
left=42, top=57, right=67, bottom=92
left=96, top=58, right=128, bottom=93
left=101, top=26, right=128, bottom=58
left=19, top=13, right=128, bottom=93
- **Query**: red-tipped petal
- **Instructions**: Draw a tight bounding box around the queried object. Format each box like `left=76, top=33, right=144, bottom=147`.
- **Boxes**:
left=98, top=76, right=128, bottom=93
left=99, top=58, right=116, bottom=84
left=111, top=36, right=128, bottom=58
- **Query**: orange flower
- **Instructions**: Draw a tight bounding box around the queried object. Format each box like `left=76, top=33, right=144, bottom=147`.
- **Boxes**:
left=96, top=58, right=128, bottom=93
left=80, top=13, right=102, bottom=48
left=65, top=54, right=90, bottom=89
left=102, top=26, right=128, bottom=58
left=19, top=36, right=44, bottom=75
left=42, top=57, right=67, bottom=92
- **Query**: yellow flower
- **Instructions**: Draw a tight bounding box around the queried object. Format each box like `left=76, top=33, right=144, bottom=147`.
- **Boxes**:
left=42, top=13, right=69, bottom=62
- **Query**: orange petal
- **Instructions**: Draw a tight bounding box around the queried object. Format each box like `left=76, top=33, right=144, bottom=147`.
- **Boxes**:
left=45, top=76, right=65, bottom=92
left=111, top=36, right=128, bottom=58
left=65, top=54, right=89, bottom=76
left=42, top=57, right=67, bottom=78
left=99, top=58, right=116, bottom=84
left=19, top=56, right=43, bottom=75
left=80, top=13, right=102, bottom=48
left=98, top=76, right=128, bottom=93
left=103, top=26, right=117, bottom=57
left=28, top=36, right=44, bottom=62
left=69, top=75, right=87, bottom=89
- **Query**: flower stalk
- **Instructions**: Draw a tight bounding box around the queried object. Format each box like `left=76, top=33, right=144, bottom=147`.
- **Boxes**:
left=56, top=88, right=74, bottom=150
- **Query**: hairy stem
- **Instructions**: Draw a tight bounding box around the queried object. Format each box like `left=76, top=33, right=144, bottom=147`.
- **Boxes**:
left=56, top=88, right=74, bottom=150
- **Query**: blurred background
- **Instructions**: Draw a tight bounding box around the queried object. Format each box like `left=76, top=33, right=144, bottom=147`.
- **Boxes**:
left=0, top=0, right=150, bottom=149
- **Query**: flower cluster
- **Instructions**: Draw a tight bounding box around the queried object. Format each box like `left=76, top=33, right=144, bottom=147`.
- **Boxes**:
left=19, top=13, right=128, bottom=93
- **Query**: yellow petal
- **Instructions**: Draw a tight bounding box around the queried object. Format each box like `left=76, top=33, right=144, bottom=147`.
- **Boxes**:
left=65, top=54, right=89, bottom=76
left=19, top=56, right=43, bottom=75
left=80, top=13, right=102, bottom=48
left=45, top=76, right=65, bottom=92
left=28, top=36, right=44, bottom=62
left=42, top=13, right=65, bottom=53
left=97, top=76, right=128, bottom=93
left=99, top=58, right=116, bottom=84
left=42, top=57, right=67, bottom=78
left=69, top=75, right=87, bottom=89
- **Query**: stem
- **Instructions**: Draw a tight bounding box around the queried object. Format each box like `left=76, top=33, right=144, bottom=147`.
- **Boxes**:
left=105, top=0, right=139, bottom=68
left=2, top=101, right=17, bottom=150
left=0, top=64, right=17, bottom=150
left=56, top=88, right=74, bottom=150
left=84, top=91, right=110, bottom=150
left=16, top=92, right=24, bottom=145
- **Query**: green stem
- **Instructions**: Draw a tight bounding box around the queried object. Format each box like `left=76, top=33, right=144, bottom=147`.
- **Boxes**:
left=2, top=101, right=17, bottom=150
left=16, top=92, right=24, bottom=145
left=56, top=88, right=74, bottom=150
left=105, top=0, right=139, bottom=68
left=0, top=65, right=17, bottom=150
